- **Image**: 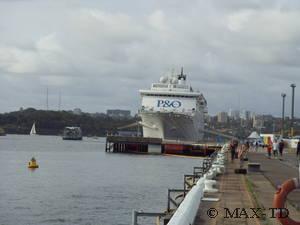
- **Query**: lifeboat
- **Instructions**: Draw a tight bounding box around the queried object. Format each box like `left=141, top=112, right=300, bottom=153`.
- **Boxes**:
left=28, top=157, right=39, bottom=169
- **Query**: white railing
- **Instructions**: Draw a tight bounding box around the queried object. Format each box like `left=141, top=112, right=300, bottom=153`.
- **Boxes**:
left=130, top=146, right=227, bottom=225
left=167, top=177, right=205, bottom=225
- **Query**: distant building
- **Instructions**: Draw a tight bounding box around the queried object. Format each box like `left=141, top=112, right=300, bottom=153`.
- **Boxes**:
left=228, top=108, right=233, bottom=118
left=204, top=114, right=211, bottom=123
left=217, top=112, right=228, bottom=123
left=73, top=108, right=82, bottom=115
left=107, top=109, right=131, bottom=119
left=250, top=112, right=256, bottom=120
left=228, top=109, right=240, bottom=120
left=240, top=110, right=251, bottom=121
left=90, top=112, right=106, bottom=118
left=253, top=115, right=264, bottom=129
left=262, top=114, right=273, bottom=122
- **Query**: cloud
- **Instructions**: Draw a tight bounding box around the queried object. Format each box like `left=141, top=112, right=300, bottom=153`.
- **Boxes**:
left=0, top=33, right=70, bottom=75
left=36, top=33, right=62, bottom=52
left=148, top=10, right=166, bottom=30
left=0, top=46, right=38, bottom=73
left=0, top=0, right=300, bottom=116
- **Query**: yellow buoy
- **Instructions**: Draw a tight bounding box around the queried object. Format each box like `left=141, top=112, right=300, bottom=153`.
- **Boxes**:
left=28, top=157, right=39, bottom=169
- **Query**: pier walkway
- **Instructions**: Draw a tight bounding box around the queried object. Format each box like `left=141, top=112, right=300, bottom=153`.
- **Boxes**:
left=194, top=152, right=259, bottom=225
left=194, top=150, right=300, bottom=225
left=247, top=151, right=300, bottom=222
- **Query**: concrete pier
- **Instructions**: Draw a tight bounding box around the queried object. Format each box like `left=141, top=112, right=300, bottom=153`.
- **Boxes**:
left=129, top=146, right=300, bottom=225
left=194, top=149, right=300, bottom=225
left=194, top=153, right=258, bottom=225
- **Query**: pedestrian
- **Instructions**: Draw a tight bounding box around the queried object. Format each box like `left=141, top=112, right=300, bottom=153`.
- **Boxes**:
left=273, top=139, right=279, bottom=158
left=230, top=140, right=236, bottom=162
left=234, top=140, right=239, bottom=159
left=239, top=142, right=249, bottom=168
left=278, top=139, right=284, bottom=157
left=255, top=141, right=258, bottom=152
left=267, top=137, right=272, bottom=159
left=297, top=140, right=300, bottom=159
left=244, top=141, right=250, bottom=159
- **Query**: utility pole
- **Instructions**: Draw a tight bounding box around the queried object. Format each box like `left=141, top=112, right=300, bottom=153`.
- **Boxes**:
left=290, top=84, right=296, bottom=137
left=281, top=93, right=286, bottom=137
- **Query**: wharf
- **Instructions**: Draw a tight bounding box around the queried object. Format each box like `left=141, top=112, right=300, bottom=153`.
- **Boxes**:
left=194, top=150, right=300, bottom=225
left=194, top=152, right=259, bottom=225
left=105, top=135, right=221, bottom=156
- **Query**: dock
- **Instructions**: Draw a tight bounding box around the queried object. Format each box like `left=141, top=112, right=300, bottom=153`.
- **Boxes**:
left=194, top=149, right=300, bottom=225
left=105, top=135, right=221, bottom=156
left=130, top=146, right=300, bottom=225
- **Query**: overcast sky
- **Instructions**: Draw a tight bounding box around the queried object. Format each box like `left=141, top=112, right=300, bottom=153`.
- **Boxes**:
left=0, top=0, right=300, bottom=116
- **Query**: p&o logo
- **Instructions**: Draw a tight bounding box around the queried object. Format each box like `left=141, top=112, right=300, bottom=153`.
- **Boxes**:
left=157, top=100, right=182, bottom=108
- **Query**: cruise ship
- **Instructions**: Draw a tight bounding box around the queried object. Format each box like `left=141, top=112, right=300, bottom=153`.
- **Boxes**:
left=139, top=69, right=207, bottom=143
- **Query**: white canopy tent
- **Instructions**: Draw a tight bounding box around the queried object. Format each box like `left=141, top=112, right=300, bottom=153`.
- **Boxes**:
left=247, top=131, right=260, bottom=139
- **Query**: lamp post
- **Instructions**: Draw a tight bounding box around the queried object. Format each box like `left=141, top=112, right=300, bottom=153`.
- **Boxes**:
left=290, top=84, right=296, bottom=137
left=281, top=93, right=286, bottom=137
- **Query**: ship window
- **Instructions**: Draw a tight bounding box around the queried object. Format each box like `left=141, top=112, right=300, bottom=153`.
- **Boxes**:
left=144, top=93, right=196, bottom=98
left=152, top=84, right=168, bottom=88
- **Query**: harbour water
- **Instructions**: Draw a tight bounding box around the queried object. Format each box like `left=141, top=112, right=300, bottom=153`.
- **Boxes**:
left=0, top=135, right=201, bottom=225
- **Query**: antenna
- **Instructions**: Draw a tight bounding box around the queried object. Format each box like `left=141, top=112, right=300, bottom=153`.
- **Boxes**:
left=179, top=66, right=186, bottom=80
left=46, top=87, right=49, bottom=111
left=237, top=91, right=240, bottom=112
left=58, top=90, right=61, bottom=111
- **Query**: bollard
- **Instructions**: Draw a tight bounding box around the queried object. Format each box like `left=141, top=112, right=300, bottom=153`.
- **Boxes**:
left=132, top=210, right=138, bottom=225
left=204, top=179, right=218, bottom=193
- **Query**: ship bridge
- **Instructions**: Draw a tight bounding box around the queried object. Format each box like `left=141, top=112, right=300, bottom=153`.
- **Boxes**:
left=139, top=72, right=206, bottom=114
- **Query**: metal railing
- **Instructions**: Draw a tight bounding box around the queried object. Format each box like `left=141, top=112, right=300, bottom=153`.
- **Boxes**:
left=132, top=211, right=166, bottom=225
left=131, top=148, right=220, bottom=225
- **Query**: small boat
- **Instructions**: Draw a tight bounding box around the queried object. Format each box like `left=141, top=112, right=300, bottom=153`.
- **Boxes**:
left=28, top=157, right=39, bottom=169
left=62, top=127, right=83, bottom=140
left=30, top=122, right=37, bottom=135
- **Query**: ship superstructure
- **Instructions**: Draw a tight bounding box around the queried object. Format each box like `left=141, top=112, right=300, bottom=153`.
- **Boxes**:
left=139, top=69, right=207, bottom=143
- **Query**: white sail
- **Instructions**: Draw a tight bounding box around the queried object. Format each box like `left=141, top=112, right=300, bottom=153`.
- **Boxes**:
left=30, top=123, right=37, bottom=135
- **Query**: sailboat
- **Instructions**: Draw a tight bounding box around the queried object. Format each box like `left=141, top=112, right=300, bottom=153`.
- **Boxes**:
left=30, top=122, right=37, bottom=135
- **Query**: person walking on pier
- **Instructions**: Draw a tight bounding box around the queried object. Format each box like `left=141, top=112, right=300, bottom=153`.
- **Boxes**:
left=297, top=140, right=300, bottom=159
left=267, top=137, right=272, bottom=159
left=230, top=139, right=238, bottom=162
left=273, top=139, right=279, bottom=158
left=254, top=141, right=259, bottom=152
left=239, top=142, right=249, bottom=168
left=278, top=139, right=284, bottom=157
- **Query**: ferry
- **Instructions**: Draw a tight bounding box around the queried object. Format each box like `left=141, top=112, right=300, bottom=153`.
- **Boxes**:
left=62, top=127, right=83, bottom=140
left=139, top=68, right=207, bottom=143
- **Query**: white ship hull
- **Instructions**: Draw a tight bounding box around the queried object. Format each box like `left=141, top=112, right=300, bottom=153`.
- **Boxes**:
left=140, top=111, right=204, bottom=142
left=139, top=69, right=207, bottom=143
